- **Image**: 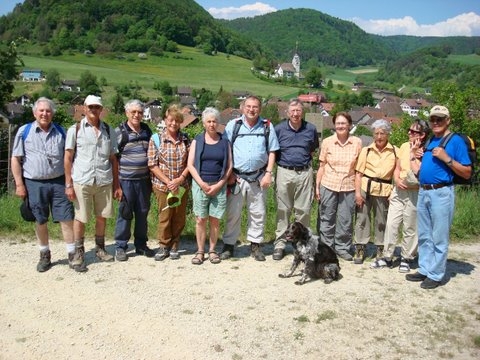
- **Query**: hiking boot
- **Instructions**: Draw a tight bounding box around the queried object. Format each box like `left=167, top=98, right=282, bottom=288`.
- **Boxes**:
left=336, top=251, right=353, bottom=261
left=420, top=277, right=441, bottom=289
left=155, top=247, right=170, bottom=261
left=353, top=244, right=365, bottom=265
left=406, top=271, right=427, bottom=282
left=376, top=245, right=384, bottom=260
left=169, top=249, right=180, bottom=260
left=272, top=248, right=285, bottom=261
left=135, top=246, right=155, bottom=258
left=95, top=237, right=114, bottom=262
left=37, top=250, right=52, bottom=272
left=71, top=242, right=88, bottom=273
left=251, top=242, right=266, bottom=261
left=220, top=244, right=234, bottom=260
left=115, top=248, right=128, bottom=262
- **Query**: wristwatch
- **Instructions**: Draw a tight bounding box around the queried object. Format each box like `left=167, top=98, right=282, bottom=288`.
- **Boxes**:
left=446, top=158, right=453, bottom=167
left=65, top=183, right=73, bottom=189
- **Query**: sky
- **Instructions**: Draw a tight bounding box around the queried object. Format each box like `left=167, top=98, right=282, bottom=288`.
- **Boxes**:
left=0, top=0, right=479, bottom=36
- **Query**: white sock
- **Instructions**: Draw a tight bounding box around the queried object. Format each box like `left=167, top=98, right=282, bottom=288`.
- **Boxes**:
left=39, top=245, right=49, bottom=252
left=66, top=243, right=76, bottom=254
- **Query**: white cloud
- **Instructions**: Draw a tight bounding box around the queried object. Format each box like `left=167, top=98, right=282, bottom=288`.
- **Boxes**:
left=207, top=2, right=277, bottom=20
left=352, top=12, right=480, bottom=36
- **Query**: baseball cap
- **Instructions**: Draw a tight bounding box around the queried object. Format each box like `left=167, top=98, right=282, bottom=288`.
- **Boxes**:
left=20, top=197, right=36, bottom=222
left=84, top=95, right=103, bottom=107
left=429, top=105, right=449, bottom=118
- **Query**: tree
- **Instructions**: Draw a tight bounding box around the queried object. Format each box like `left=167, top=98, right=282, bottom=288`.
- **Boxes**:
left=305, top=67, right=323, bottom=88
left=112, top=92, right=125, bottom=115
left=0, top=41, right=21, bottom=111
left=45, top=69, right=61, bottom=92
left=79, top=71, right=101, bottom=96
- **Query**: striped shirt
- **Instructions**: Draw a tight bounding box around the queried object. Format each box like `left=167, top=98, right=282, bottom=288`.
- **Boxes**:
left=319, top=134, right=362, bottom=192
left=147, top=129, right=190, bottom=192
left=12, top=121, right=66, bottom=180
left=115, top=122, right=151, bottom=180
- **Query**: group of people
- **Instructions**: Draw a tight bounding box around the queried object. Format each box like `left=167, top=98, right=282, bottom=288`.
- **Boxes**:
left=12, top=95, right=471, bottom=288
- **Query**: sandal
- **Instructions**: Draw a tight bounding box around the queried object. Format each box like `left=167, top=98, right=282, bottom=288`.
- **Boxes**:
left=208, top=251, right=221, bottom=264
left=191, top=252, right=204, bottom=265
left=398, top=260, right=411, bottom=273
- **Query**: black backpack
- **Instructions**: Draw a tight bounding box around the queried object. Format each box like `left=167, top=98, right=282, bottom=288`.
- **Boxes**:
left=117, top=122, right=152, bottom=153
left=425, top=132, right=477, bottom=185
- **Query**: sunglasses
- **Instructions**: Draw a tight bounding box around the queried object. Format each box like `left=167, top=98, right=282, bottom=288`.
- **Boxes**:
left=408, top=129, right=423, bottom=135
left=429, top=116, right=446, bottom=123
left=87, top=105, right=102, bottom=110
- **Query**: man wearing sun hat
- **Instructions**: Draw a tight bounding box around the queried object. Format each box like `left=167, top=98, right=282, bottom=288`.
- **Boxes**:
left=64, top=95, right=121, bottom=271
left=406, top=104, right=471, bottom=289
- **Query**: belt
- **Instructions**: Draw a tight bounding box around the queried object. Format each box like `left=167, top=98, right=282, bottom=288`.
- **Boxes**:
left=278, top=164, right=310, bottom=171
left=233, top=167, right=265, bottom=176
left=421, top=183, right=452, bottom=190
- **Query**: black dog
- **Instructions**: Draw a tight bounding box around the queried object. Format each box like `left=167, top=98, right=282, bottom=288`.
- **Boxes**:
left=279, top=222, right=340, bottom=285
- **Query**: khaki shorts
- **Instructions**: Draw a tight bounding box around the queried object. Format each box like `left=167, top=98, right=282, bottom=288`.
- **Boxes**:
left=73, top=183, right=113, bottom=223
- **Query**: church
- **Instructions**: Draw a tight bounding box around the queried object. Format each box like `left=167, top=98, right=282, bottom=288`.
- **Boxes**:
left=273, top=52, right=301, bottom=79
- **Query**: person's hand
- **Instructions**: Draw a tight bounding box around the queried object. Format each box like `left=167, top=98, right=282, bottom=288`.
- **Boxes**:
left=432, top=147, right=449, bottom=162
left=355, top=193, right=364, bottom=207
left=15, top=184, right=27, bottom=199
left=396, top=179, right=408, bottom=190
left=65, top=187, right=76, bottom=201
left=259, top=172, right=272, bottom=189
left=114, top=187, right=123, bottom=201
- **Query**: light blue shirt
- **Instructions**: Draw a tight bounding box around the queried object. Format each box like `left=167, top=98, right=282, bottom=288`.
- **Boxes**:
left=224, top=115, right=279, bottom=173
left=65, top=117, right=118, bottom=185
left=12, top=121, right=66, bottom=180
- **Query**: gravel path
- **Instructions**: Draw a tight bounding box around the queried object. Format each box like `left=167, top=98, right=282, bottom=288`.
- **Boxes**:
left=0, top=238, right=479, bottom=359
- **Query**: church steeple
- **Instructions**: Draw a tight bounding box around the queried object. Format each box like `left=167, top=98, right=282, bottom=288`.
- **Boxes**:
left=292, top=41, right=300, bottom=77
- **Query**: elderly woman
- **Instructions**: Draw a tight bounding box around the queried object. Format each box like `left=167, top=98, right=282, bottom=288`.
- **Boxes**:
left=372, top=119, right=430, bottom=272
left=315, top=112, right=362, bottom=261
left=187, top=107, right=232, bottom=265
left=353, top=119, right=397, bottom=265
left=148, top=104, right=190, bottom=261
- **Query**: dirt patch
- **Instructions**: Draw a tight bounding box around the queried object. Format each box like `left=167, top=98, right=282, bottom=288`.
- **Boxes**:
left=0, top=238, right=479, bottom=359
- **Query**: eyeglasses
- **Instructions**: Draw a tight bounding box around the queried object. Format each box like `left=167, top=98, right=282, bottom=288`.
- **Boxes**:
left=408, top=129, right=423, bottom=135
left=87, top=105, right=102, bottom=110
left=429, top=116, right=446, bottom=123
left=373, top=132, right=388, bottom=137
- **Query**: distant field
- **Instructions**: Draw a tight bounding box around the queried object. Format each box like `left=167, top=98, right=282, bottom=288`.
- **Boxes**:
left=448, top=54, right=480, bottom=66
left=17, top=46, right=299, bottom=99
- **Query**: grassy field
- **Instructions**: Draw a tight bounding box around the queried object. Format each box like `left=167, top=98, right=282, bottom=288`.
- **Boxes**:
left=448, top=54, right=480, bottom=66
left=17, top=46, right=300, bottom=100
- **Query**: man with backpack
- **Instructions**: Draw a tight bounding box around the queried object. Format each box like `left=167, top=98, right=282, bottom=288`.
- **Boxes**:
left=113, top=100, right=154, bottom=261
left=11, top=97, right=75, bottom=272
left=64, top=95, right=120, bottom=272
left=220, top=95, right=279, bottom=261
left=407, top=105, right=472, bottom=289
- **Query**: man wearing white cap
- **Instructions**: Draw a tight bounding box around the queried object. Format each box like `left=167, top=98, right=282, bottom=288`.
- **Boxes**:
left=406, top=105, right=471, bottom=289
left=64, top=95, right=121, bottom=271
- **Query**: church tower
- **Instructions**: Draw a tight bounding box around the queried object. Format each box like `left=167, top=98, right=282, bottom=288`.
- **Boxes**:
left=292, top=42, right=300, bottom=78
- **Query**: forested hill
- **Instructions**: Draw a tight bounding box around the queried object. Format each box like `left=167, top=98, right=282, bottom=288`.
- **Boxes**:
left=374, top=35, right=480, bottom=55
left=221, top=8, right=393, bottom=67
left=0, top=0, right=262, bottom=58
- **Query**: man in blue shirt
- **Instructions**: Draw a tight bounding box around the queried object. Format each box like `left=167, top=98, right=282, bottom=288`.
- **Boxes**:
left=272, top=99, right=319, bottom=260
left=407, top=105, right=471, bottom=289
left=221, top=96, right=280, bottom=261
left=11, top=97, right=75, bottom=272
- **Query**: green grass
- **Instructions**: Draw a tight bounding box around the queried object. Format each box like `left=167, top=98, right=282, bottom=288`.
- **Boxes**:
left=16, top=45, right=300, bottom=101
left=448, top=54, right=480, bottom=66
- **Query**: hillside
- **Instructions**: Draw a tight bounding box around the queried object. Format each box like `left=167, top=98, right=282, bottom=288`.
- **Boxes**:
left=0, top=0, right=262, bottom=59
left=222, top=8, right=391, bottom=67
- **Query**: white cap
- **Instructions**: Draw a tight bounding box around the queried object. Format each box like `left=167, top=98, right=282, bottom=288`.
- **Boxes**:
left=84, top=95, right=103, bottom=107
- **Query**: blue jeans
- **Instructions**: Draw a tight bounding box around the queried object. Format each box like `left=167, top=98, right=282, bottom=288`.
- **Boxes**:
left=416, top=186, right=454, bottom=282
left=114, top=179, right=152, bottom=250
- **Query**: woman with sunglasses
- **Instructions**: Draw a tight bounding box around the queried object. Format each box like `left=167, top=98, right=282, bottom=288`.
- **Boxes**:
left=371, top=119, right=430, bottom=272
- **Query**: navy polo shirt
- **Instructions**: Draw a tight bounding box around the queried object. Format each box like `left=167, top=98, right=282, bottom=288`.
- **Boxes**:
left=275, top=120, right=319, bottom=167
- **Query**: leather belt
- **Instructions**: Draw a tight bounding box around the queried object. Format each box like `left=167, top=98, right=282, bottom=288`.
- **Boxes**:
left=278, top=164, right=310, bottom=171
left=233, top=167, right=265, bottom=176
left=421, top=183, right=452, bottom=190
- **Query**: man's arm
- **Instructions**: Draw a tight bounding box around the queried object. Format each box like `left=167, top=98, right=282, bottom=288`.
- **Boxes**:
left=11, top=156, right=26, bottom=198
